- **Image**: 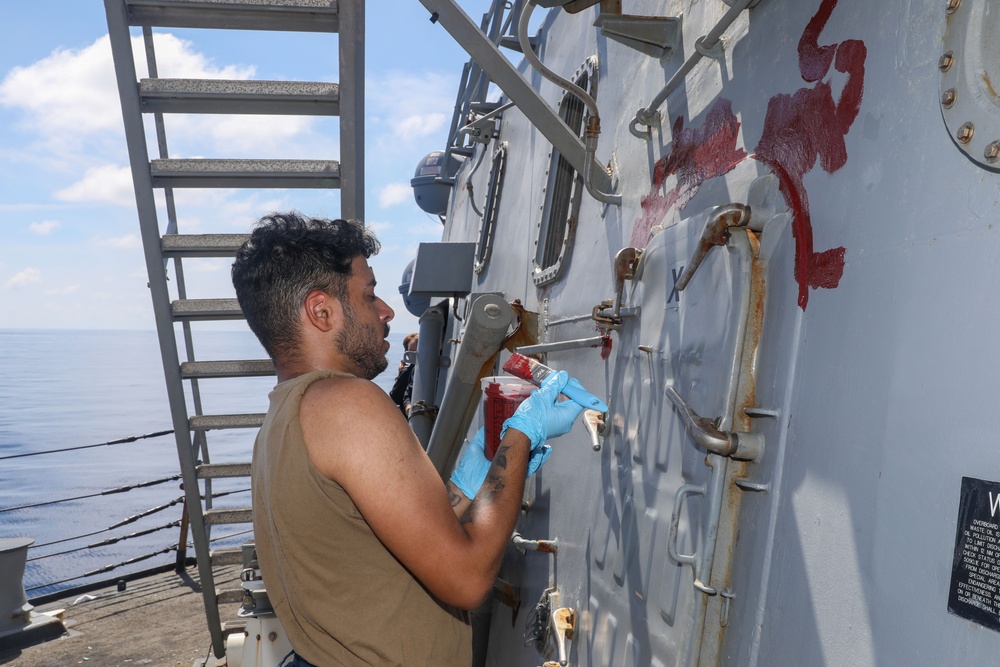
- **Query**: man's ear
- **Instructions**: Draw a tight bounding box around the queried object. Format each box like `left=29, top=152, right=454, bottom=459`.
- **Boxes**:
left=302, top=289, right=343, bottom=333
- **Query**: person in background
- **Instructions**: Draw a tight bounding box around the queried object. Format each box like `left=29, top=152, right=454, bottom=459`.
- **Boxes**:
left=389, top=332, right=418, bottom=417
left=231, top=212, right=584, bottom=667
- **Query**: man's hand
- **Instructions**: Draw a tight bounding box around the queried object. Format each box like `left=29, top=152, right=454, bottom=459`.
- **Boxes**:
left=450, top=428, right=489, bottom=500
left=500, top=371, right=585, bottom=450
left=450, top=424, right=555, bottom=506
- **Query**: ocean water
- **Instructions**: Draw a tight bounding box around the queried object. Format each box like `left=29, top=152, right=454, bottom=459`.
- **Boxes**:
left=0, top=328, right=407, bottom=598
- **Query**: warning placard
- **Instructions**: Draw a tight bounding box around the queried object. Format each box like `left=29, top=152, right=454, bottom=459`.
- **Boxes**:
left=948, top=476, right=1000, bottom=632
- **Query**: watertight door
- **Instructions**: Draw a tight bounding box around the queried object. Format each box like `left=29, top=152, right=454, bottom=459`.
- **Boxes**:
left=584, top=204, right=765, bottom=667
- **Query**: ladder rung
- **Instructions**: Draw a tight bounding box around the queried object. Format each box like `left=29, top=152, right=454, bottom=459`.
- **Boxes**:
left=190, top=413, right=265, bottom=430
left=151, top=158, right=340, bottom=189
left=197, top=462, right=252, bottom=478
left=171, top=298, right=243, bottom=321
left=140, top=79, right=339, bottom=115
left=162, top=233, right=249, bottom=258
left=204, top=507, right=253, bottom=525
left=210, top=547, right=246, bottom=566
left=215, top=588, right=246, bottom=605
left=125, top=0, right=339, bottom=33
left=181, top=360, right=274, bottom=379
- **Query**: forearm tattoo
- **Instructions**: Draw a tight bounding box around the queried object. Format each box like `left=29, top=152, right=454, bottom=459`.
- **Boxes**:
left=492, top=444, right=509, bottom=470
left=448, top=484, right=463, bottom=508
left=461, top=443, right=512, bottom=524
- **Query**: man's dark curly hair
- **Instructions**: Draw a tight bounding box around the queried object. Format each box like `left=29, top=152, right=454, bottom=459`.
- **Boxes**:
left=231, top=212, right=380, bottom=363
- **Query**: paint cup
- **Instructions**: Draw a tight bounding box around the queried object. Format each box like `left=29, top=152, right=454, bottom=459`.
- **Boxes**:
left=481, top=376, right=535, bottom=460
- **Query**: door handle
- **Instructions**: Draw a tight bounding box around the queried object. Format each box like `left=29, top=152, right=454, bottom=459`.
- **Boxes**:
left=675, top=203, right=751, bottom=291
left=668, top=483, right=717, bottom=596
left=666, top=386, right=763, bottom=461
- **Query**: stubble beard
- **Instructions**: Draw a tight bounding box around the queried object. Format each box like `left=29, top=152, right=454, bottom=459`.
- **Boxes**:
left=337, top=302, right=389, bottom=380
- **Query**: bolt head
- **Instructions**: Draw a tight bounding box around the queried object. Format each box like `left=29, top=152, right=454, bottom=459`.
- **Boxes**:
left=939, top=51, right=955, bottom=72
left=942, top=88, right=957, bottom=107
left=946, top=0, right=961, bottom=13
left=985, top=141, right=1000, bottom=163
left=957, top=122, right=975, bottom=144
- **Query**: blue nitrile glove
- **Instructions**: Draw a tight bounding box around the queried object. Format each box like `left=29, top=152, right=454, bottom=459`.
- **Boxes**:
left=450, top=428, right=490, bottom=500
left=500, top=371, right=585, bottom=451
left=527, top=443, right=552, bottom=476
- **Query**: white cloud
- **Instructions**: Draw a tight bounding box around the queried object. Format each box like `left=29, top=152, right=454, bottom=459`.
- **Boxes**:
left=44, top=284, right=81, bottom=296
left=29, top=220, right=60, bottom=235
left=0, top=33, right=253, bottom=143
left=395, top=113, right=447, bottom=140
left=188, top=259, right=228, bottom=273
left=365, top=221, right=393, bottom=235
left=4, top=268, right=41, bottom=289
left=379, top=182, right=412, bottom=208
left=368, top=71, right=456, bottom=148
left=55, top=164, right=135, bottom=206
left=167, top=114, right=323, bottom=158
left=95, top=234, right=141, bottom=249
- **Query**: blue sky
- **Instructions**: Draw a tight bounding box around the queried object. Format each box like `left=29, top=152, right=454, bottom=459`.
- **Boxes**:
left=0, top=1, right=492, bottom=334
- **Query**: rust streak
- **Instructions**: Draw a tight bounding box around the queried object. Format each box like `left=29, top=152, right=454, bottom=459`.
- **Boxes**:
left=983, top=71, right=1000, bottom=103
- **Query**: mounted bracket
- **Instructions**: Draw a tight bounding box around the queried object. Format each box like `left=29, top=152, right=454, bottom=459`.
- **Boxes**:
left=592, top=247, right=642, bottom=330
left=594, top=13, right=681, bottom=60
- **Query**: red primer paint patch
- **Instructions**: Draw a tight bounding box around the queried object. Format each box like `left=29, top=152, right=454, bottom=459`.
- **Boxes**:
left=628, top=0, right=866, bottom=310
left=753, top=0, right=866, bottom=308
left=600, top=330, right=613, bottom=360
left=630, top=99, right=747, bottom=248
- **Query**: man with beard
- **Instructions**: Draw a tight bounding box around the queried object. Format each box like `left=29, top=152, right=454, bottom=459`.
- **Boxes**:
left=231, top=213, right=582, bottom=666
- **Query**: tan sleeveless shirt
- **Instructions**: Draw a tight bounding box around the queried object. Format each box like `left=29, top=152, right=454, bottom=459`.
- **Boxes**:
left=252, top=370, right=472, bottom=666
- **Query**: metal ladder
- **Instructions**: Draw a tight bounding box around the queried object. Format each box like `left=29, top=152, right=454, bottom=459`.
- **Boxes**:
left=102, top=0, right=364, bottom=658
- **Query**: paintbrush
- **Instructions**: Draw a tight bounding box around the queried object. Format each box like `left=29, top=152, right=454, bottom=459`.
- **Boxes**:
left=502, top=352, right=609, bottom=412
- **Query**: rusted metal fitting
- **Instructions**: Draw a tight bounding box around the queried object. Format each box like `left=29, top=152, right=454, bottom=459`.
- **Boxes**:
left=676, top=203, right=751, bottom=292
left=946, top=0, right=961, bottom=14
left=985, top=141, right=1000, bottom=164
left=942, top=88, right=957, bottom=108
left=584, top=115, right=601, bottom=140
left=512, top=532, right=558, bottom=554
left=939, top=51, right=955, bottom=72
left=957, top=122, right=975, bottom=144
left=592, top=299, right=618, bottom=330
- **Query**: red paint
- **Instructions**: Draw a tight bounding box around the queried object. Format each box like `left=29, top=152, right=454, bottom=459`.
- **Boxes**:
left=502, top=352, right=536, bottom=382
left=753, top=0, right=866, bottom=308
left=629, top=0, right=866, bottom=310
left=630, top=99, right=747, bottom=248
left=600, top=329, right=613, bottom=360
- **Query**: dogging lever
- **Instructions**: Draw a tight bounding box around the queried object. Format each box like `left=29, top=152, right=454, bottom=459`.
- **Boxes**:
left=665, top=386, right=763, bottom=461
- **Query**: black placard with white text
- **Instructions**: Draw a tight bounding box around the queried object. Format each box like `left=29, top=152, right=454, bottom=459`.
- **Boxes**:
left=949, top=476, right=1000, bottom=633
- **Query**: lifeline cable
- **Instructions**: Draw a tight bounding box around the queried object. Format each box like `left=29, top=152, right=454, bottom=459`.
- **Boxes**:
left=28, top=520, right=184, bottom=561
left=27, top=488, right=249, bottom=549
left=26, top=544, right=180, bottom=591
left=0, top=429, right=174, bottom=461
left=28, top=528, right=255, bottom=592
left=209, top=528, right=252, bottom=543
left=0, top=473, right=182, bottom=513
left=29, top=496, right=186, bottom=548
